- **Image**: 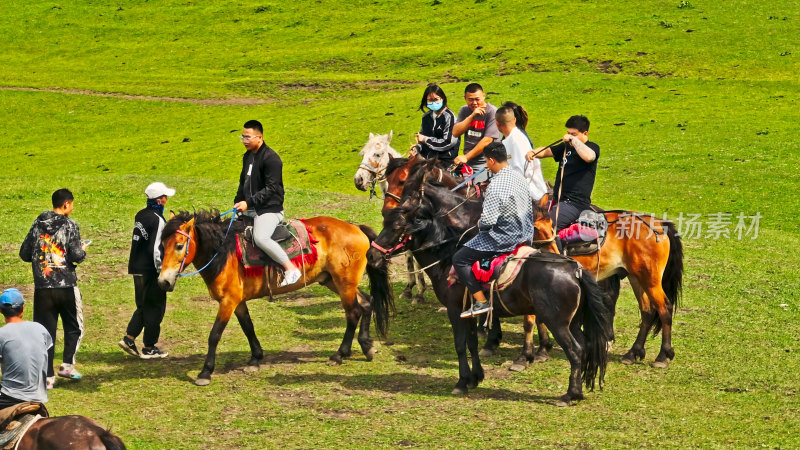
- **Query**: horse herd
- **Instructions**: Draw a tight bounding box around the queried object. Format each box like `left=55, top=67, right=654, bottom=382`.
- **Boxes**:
left=157, top=132, right=683, bottom=407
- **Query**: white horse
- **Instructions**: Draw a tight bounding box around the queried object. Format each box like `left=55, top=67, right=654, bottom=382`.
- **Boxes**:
left=353, top=131, right=427, bottom=304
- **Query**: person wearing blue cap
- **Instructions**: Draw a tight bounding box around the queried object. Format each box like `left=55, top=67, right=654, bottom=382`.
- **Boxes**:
left=0, top=289, right=53, bottom=406
left=19, top=188, right=86, bottom=383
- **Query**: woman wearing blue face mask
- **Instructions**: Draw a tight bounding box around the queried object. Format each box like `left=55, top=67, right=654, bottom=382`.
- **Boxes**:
left=411, top=83, right=460, bottom=166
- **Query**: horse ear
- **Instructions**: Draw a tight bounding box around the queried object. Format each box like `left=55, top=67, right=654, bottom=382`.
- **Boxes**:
left=388, top=154, right=394, bottom=161
left=169, top=210, right=176, bottom=220
left=369, top=132, right=374, bottom=139
left=388, top=130, right=393, bottom=142
left=538, top=193, right=549, bottom=210
left=184, top=217, right=196, bottom=232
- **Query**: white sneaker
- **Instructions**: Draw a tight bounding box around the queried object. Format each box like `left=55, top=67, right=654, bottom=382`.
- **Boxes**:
left=46, top=376, right=55, bottom=390
left=280, top=269, right=302, bottom=287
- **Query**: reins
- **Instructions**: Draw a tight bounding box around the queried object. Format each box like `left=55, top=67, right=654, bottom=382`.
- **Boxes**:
left=177, top=208, right=237, bottom=278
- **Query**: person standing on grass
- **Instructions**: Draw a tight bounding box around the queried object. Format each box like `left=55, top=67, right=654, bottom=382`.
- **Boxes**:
left=19, top=189, right=86, bottom=387
left=495, top=105, right=548, bottom=201
left=452, top=83, right=502, bottom=184
left=233, top=119, right=302, bottom=287
left=118, top=182, right=175, bottom=360
left=410, top=83, right=460, bottom=166
left=0, top=289, right=52, bottom=405
left=527, top=115, right=600, bottom=250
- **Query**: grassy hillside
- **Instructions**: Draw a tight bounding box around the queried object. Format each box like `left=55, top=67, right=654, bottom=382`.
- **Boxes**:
left=0, top=0, right=798, bottom=448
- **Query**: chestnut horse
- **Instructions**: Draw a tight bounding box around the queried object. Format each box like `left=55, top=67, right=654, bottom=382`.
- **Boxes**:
left=17, top=415, right=126, bottom=449
left=384, top=156, right=683, bottom=368
left=157, top=210, right=393, bottom=385
left=367, top=163, right=613, bottom=405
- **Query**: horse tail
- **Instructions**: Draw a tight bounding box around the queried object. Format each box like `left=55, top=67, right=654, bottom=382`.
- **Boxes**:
left=578, top=269, right=614, bottom=391
left=98, top=428, right=127, bottom=449
left=359, top=224, right=395, bottom=338
left=662, top=221, right=684, bottom=312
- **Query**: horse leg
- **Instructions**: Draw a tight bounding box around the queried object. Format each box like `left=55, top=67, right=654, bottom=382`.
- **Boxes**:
left=467, top=315, right=484, bottom=389
left=446, top=306, right=476, bottom=395
left=196, top=300, right=237, bottom=386
left=479, top=314, right=502, bottom=358
left=356, top=289, right=377, bottom=361
left=621, top=278, right=650, bottom=365
left=324, top=279, right=360, bottom=366
left=534, top=318, right=554, bottom=362
left=401, top=252, right=415, bottom=300
left=412, top=258, right=426, bottom=305
left=510, top=315, right=538, bottom=371
left=644, top=284, right=675, bottom=368
left=548, top=322, right=584, bottom=406
left=234, top=301, right=264, bottom=371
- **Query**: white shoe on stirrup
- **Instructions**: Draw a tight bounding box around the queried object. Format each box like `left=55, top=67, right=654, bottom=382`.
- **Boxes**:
left=280, top=269, right=302, bottom=287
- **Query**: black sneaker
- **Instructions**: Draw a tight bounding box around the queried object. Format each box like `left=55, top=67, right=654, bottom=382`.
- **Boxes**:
left=118, top=337, right=139, bottom=357
left=460, top=301, right=492, bottom=318
left=140, top=346, right=168, bottom=359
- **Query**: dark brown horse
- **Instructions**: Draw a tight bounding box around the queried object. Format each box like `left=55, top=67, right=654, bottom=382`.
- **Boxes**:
left=157, top=211, right=393, bottom=385
left=367, top=162, right=614, bottom=405
left=381, top=156, right=569, bottom=369
left=385, top=156, right=682, bottom=368
left=16, top=415, right=125, bottom=449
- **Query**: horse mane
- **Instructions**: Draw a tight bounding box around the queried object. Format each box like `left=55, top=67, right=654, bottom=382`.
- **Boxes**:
left=163, top=209, right=245, bottom=280
left=384, top=156, right=410, bottom=178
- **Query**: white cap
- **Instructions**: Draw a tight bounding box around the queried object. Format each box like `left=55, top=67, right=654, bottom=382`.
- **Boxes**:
left=145, top=182, right=176, bottom=199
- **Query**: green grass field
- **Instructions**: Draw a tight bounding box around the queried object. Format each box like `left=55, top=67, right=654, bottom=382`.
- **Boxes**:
left=1, top=0, right=798, bottom=447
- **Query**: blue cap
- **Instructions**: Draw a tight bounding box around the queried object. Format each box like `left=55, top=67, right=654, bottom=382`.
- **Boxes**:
left=0, top=289, right=25, bottom=307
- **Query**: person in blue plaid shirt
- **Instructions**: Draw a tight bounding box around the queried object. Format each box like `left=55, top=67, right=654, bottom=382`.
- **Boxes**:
left=453, top=141, right=534, bottom=318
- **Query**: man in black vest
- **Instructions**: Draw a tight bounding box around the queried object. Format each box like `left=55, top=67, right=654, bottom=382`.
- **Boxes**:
left=119, top=182, right=175, bottom=359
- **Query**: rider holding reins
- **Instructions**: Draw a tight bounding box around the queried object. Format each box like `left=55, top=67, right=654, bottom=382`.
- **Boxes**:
left=233, top=120, right=301, bottom=287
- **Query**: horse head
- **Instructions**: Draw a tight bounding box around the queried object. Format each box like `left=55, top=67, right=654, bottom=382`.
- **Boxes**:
left=532, top=193, right=558, bottom=253
left=353, top=131, right=400, bottom=192
left=158, top=214, right=197, bottom=291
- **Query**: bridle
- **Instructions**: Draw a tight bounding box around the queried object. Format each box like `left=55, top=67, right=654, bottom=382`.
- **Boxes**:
left=173, top=208, right=237, bottom=278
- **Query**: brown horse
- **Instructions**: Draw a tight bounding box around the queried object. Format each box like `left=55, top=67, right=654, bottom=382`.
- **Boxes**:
left=384, top=156, right=683, bottom=368
left=157, top=210, right=393, bottom=385
left=16, top=415, right=126, bottom=449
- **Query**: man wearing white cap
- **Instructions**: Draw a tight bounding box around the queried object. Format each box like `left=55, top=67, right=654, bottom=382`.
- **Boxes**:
left=0, top=288, right=52, bottom=406
left=118, top=182, right=175, bottom=359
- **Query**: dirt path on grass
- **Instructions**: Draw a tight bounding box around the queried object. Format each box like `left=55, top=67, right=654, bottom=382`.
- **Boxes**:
left=0, top=86, right=273, bottom=106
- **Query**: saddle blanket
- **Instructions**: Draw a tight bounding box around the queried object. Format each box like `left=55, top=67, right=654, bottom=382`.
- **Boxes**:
left=235, top=219, right=318, bottom=278
left=448, top=245, right=539, bottom=292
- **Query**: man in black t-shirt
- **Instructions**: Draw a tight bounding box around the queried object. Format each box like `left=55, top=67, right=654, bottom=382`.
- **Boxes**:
left=527, top=115, right=600, bottom=248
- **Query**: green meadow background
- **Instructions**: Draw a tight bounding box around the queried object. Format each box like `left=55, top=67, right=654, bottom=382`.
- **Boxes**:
left=0, top=0, right=798, bottom=447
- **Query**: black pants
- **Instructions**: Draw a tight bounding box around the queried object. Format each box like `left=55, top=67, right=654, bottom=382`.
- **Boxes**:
left=33, top=287, right=84, bottom=378
left=452, top=246, right=499, bottom=296
left=0, top=392, right=26, bottom=410
left=126, top=275, right=167, bottom=347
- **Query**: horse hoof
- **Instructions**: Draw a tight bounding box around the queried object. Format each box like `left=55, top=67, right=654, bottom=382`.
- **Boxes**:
left=365, top=347, right=378, bottom=361
left=327, top=358, right=343, bottom=366
left=195, top=378, right=211, bottom=386
left=533, top=354, right=550, bottom=364
left=651, top=360, right=669, bottom=369
left=243, top=365, right=260, bottom=373
left=451, top=387, right=468, bottom=396
left=401, top=289, right=413, bottom=299
left=477, top=330, right=488, bottom=340
left=411, top=295, right=424, bottom=305
left=556, top=400, right=570, bottom=408
left=509, top=362, right=527, bottom=372
left=621, top=357, right=635, bottom=365
left=478, top=348, right=494, bottom=358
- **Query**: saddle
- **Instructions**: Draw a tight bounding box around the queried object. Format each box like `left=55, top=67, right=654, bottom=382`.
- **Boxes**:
left=560, top=209, right=608, bottom=256
left=448, top=245, right=540, bottom=292
left=0, top=402, right=48, bottom=449
left=235, top=219, right=318, bottom=278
